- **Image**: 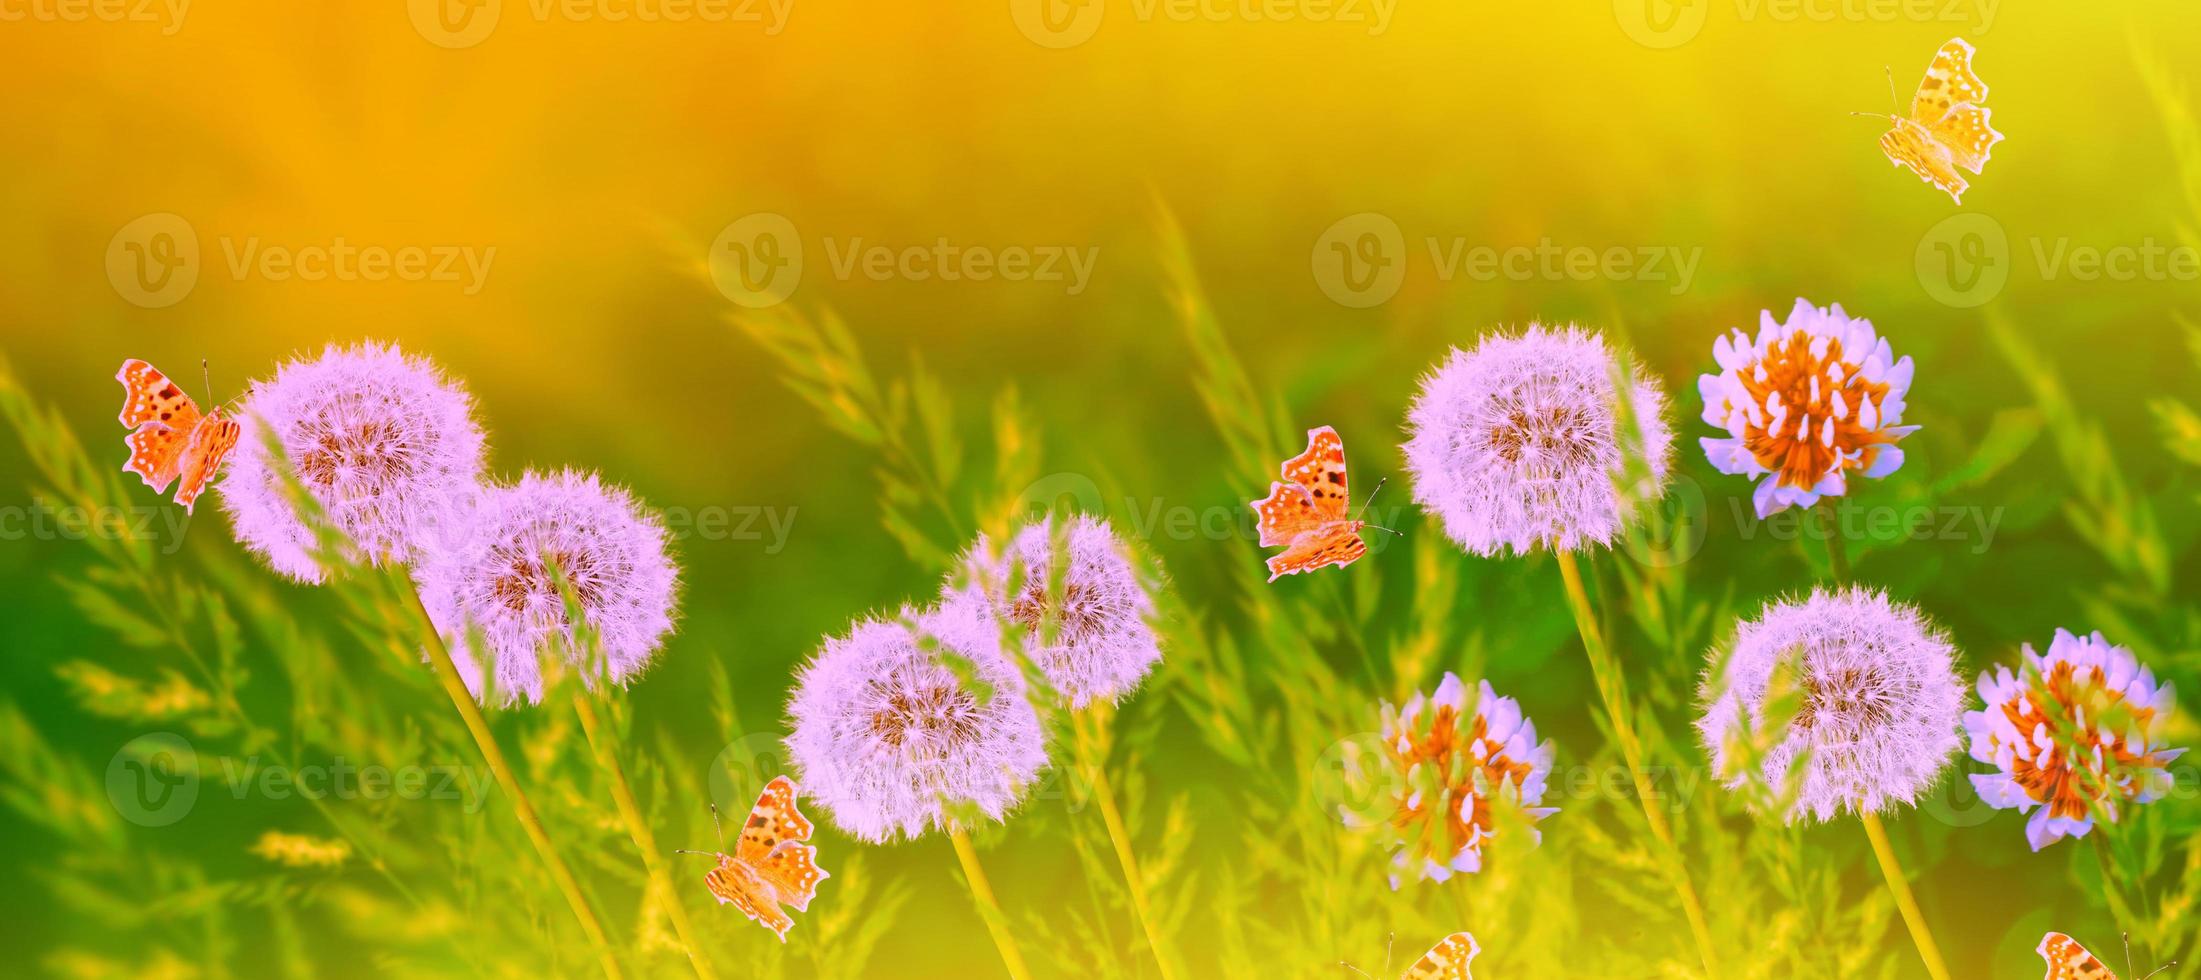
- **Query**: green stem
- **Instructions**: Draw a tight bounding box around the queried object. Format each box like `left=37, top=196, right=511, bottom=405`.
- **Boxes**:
left=574, top=694, right=719, bottom=980
left=1075, top=708, right=1181, bottom=980
left=1819, top=502, right=1852, bottom=584
left=1860, top=810, right=1953, bottom=980
left=402, top=575, right=626, bottom=980
left=950, top=830, right=1035, bottom=980
left=1555, top=551, right=1722, bottom=980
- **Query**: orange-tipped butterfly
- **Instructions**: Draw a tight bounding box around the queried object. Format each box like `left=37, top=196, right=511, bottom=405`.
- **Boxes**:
left=1857, top=38, right=2005, bottom=204
left=2038, top=932, right=2175, bottom=980
left=1342, top=932, right=1479, bottom=980
left=118, top=358, right=239, bottom=514
left=1251, top=425, right=1399, bottom=582
left=677, top=776, right=829, bottom=942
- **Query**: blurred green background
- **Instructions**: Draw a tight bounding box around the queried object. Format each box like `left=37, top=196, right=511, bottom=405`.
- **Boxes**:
left=3, top=1, right=2200, bottom=976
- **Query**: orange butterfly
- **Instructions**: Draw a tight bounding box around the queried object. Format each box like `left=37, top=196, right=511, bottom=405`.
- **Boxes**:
left=118, top=358, right=240, bottom=514
left=1343, top=932, right=1479, bottom=980
left=1250, top=425, right=1398, bottom=582
left=1860, top=37, right=2005, bottom=204
left=677, top=776, right=829, bottom=942
left=2038, top=932, right=2175, bottom=980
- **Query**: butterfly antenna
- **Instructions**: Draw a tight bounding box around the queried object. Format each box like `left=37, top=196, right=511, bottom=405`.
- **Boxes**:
left=673, top=849, right=718, bottom=858
left=1885, top=65, right=1899, bottom=112
left=2137, top=962, right=2176, bottom=980
left=1336, top=963, right=1375, bottom=980
left=1351, top=477, right=1403, bottom=535
left=709, top=802, right=727, bottom=850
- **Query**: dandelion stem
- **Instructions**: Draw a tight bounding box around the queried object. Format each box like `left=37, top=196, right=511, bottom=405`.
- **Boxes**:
left=1075, top=708, right=1182, bottom=980
left=401, top=575, right=627, bottom=980
left=1555, top=550, right=1722, bottom=980
left=1818, top=502, right=1853, bottom=583
left=949, top=829, right=1035, bottom=980
left=1860, top=809, right=1952, bottom=980
left=573, top=693, right=721, bottom=980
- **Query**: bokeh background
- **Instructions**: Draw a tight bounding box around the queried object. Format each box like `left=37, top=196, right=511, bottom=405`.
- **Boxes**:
left=3, top=1, right=2200, bottom=976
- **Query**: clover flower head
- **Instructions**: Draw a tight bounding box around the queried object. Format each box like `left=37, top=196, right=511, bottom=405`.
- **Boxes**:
left=1342, top=673, right=1557, bottom=888
left=1698, top=587, right=1963, bottom=822
left=1964, top=629, right=2184, bottom=850
left=416, top=469, right=678, bottom=705
left=945, top=514, right=1162, bottom=709
left=222, top=341, right=486, bottom=582
left=1402, top=324, right=1672, bottom=556
left=1698, top=299, right=1920, bottom=518
left=785, top=602, right=1048, bottom=843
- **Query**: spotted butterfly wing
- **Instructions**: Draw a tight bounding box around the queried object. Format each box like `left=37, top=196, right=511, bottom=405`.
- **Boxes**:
left=1400, top=932, right=1478, bottom=980
left=1250, top=425, right=1370, bottom=581
left=118, top=359, right=238, bottom=513
left=697, top=776, right=830, bottom=942
left=1876, top=38, right=2004, bottom=203
left=2037, top=933, right=2117, bottom=980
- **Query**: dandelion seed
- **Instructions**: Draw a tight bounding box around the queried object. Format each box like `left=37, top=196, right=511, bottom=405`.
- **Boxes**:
left=1697, top=299, right=1919, bottom=518
left=1964, top=628, right=2185, bottom=850
left=785, top=602, right=1048, bottom=843
left=415, top=469, right=678, bottom=705
left=945, top=514, right=1162, bottom=708
left=1698, top=587, right=1963, bottom=822
left=1402, top=324, right=1672, bottom=556
left=1342, top=673, right=1556, bottom=888
left=221, top=341, right=486, bottom=582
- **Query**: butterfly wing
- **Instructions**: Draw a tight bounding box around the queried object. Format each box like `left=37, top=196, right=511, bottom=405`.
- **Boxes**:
left=119, top=359, right=205, bottom=494
left=1400, top=932, right=1479, bottom=980
left=1251, top=480, right=1325, bottom=547
left=736, top=776, right=829, bottom=914
left=703, top=859, right=796, bottom=942
left=2037, top=933, right=2118, bottom=980
left=1909, top=38, right=1989, bottom=129
left=1908, top=38, right=2003, bottom=177
left=173, top=410, right=240, bottom=513
left=1879, top=116, right=1970, bottom=204
left=1281, top=425, right=1352, bottom=520
left=1265, top=526, right=1368, bottom=582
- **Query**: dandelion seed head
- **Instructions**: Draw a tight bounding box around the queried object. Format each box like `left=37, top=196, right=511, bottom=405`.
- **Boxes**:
left=1698, top=587, right=1963, bottom=822
left=946, top=514, right=1162, bottom=708
left=416, top=469, right=678, bottom=705
left=1341, top=673, right=1557, bottom=888
left=1964, top=629, right=2184, bottom=850
left=1402, top=324, right=1672, bottom=556
left=222, top=341, right=485, bottom=582
left=785, top=602, right=1048, bottom=843
left=1697, top=299, right=1919, bottom=518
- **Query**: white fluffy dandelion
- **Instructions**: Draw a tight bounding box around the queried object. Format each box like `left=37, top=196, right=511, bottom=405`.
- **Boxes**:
left=785, top=602, right=1049, bottom=843
left=1698, top=587, right=1963, bottom=822
left=1698, top=299, right=1919, bottom=518
left=945, top=514, right=1162, bottom=709
left=221, top=341, right=486, bottom=582
left=1402, top=324, right=1672, bottom=556
left=415, top=469, right=678, bottom=705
